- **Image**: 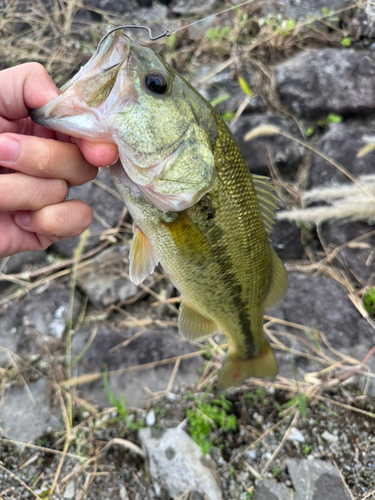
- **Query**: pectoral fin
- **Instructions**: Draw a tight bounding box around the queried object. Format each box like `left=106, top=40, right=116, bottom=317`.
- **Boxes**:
left=178, top=300, right=217, bottom=341
left=129, top=226, right=158, bottom=285
left=218, top=342, right=278, bottom=390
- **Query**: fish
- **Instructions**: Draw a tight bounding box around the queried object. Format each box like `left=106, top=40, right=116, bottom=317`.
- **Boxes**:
left=31, top=27, right=288, bottom=389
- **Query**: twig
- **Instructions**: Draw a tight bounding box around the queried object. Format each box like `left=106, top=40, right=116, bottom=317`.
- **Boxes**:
left=332, top=459, right=355, bottom=500
left=261, top=410, right=299, bottom=474
left=0, top=462, right=42, bottom=500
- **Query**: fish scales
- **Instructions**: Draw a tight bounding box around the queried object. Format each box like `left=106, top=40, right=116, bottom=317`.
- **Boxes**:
left=31, top=29, right=287, bottom=389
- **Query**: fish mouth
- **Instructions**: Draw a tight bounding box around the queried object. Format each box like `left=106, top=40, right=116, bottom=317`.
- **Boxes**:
left=30, top=28, right=131, bottom=141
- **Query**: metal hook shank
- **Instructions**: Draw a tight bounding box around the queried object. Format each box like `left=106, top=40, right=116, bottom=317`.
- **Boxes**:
left=98, top=25, right=172, bottom=51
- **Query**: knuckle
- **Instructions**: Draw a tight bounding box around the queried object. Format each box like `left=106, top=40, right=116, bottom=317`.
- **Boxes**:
left=26, top=62, right=48, bottom=78
left=36, top=140, right=54, bottom=173
left=55, top=179, right=68, bottom=202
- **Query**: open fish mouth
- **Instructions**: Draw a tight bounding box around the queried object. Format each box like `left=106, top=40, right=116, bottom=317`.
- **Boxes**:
left=31, top=28, right=131, bottom=141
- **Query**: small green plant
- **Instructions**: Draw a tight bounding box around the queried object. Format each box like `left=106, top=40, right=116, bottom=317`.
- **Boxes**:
left=210, top=93, right=231, bottom=108
left=222, top=111, right=235, bottom=122
left=102, top=370, right=144, bottom=430
left=228, top=465, right=236, bottom=478
left=255, top=387, right=264, bottom=398
left=186, top=394, right=237, bottom=454
left=272, top=465, right=281, bottom=476
left=103, top=369, right=127, bottom=419
left=364, top=287, right=375, bottom=315
left=238, top=76, right=252, bottom=98
left=306, top=126, right=315, bottom=137
left=317, top=113, right=343, bottom=128
left=302, top=445, right=312, bottom=455
left=321, top=7, right=339, bottom=23
left=205, top=26, right=231, bottom=41
left=341, top=37, right=352, bottom=47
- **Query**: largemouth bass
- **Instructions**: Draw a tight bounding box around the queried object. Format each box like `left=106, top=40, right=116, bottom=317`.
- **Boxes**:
left=31, top=28, right=288, bottom=389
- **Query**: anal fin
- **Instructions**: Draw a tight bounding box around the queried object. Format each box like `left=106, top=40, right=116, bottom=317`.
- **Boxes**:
left=129, top=226, right=158, bottom=285
left=218, top=342, right=278, bottom=390
left=263, top=248, right=288, bottom=310
left=178, top=300, right=217, bottom=341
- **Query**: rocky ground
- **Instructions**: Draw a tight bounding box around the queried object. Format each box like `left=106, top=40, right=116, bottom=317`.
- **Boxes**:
left=1, top=0, right=375, bottom=499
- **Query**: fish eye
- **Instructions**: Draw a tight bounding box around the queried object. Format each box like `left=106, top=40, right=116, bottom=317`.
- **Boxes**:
left=145, top=73, right=168, bottom=95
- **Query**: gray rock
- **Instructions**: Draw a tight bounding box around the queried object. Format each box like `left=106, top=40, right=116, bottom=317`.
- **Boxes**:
left=309, top=123, right=375, bottom=188
left=261, top=0, right=351, bottom=21
left=171, top=0, right=219, bottom=16
left=286, top=458, right=351, bottom=500
left=321, top=430, right=338, bottom=443
left=308, top=123, right=375, bottom=284
left=321, top=221, right=375, bottom=285
left=232, top=114, right=305, bottom=178
left=71, top=325, right=202, bottom=407
left=77, top=245, right=138, bottom=309
left=269, top=272, right=375, bottom=377
left=62, top=479, right=77, bottom=499
left=82, top=0, right=135, bottom=14
left=0, top=378, right=60, bottom=442
left=1, top=250, right=47, bottom=275
left=274, top=49, right=375, bottom=119
left=348, top=4, right=375, bottom=40
left=51, top=168, right=124, bottom=258
left=287, top=427, right=305, bottom=443
left=139, top=426, right=223, bottom=500
left=193, top=63, right=266, bottom=116
left=270, top=219, right=304, bottom=261
left=146, top=409, right=156, bottom=427
left=0, top=283, right=81, bottom=365
left=253, top=479, right=296, bottom=500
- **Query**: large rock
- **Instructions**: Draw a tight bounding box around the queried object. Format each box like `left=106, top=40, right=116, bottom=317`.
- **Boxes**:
left=0, top=283, right=81, bottom=365
left=269, top=272, right=375, bottom=377
left=232, top=114, right=305, bottom=178
left=307, top=123, right=375, bottom=284
left=139, top=426, right=223, bottom=499
left=0, top=379, right=60, bottom=442
left=253, top=479, right=296, bottom=500
left=309, top=123, right=375, bottom=188
left=1, top=250, right=47, bottom=275
left=321, top=221, right=375, bottom=285
left=261, top=0, right=351, bottom=21
left=82, top=0, right=136, bottom=14
left=348, top=4, right=375, bottom=40
left=270, top=219, right=304, bottom=261
left=51, top=168, right=124, bottom=258
left=286, top=458, right=352, bottom=500
left=71, top=325, right=202, bottom=407
left=170, top=0, right=220, bottom=16
left=76, top=245, right=138, bottom=309
left=274, top=49, right=375, bottom=119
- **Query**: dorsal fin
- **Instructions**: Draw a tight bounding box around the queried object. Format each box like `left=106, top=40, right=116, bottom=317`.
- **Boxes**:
left=252, top=175, right=279, bottom=234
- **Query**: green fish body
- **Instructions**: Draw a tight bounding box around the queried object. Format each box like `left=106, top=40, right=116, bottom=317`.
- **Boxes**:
left=32, top=29, right=288, bottom=389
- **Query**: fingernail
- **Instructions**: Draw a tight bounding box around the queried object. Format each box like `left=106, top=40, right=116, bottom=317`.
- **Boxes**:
left=0, top=136, right=21, bottom=162
left=15, top=211, right=31, bottom=226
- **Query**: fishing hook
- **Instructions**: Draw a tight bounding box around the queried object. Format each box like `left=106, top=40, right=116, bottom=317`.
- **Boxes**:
left=98, top=25, right=172, bottom=50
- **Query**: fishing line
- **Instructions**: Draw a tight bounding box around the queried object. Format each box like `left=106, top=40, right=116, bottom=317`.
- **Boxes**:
left=173, top=0, right=255, bottom=34
left=98, top=0, right=255, bottom=46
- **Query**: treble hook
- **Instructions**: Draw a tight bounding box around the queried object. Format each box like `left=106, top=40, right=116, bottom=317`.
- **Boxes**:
left=98, top=25, right=172, bottom=50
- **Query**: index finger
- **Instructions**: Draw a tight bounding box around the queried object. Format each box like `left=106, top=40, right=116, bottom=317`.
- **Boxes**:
left=0, top=63, right=59, bottom=121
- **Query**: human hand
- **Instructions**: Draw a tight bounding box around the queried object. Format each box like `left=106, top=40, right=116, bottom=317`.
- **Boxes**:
left=0, top=63, right=118, bottom=259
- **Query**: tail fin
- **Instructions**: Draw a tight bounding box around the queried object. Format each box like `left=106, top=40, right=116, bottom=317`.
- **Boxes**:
left=217, top=342, right=278, bottom=390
